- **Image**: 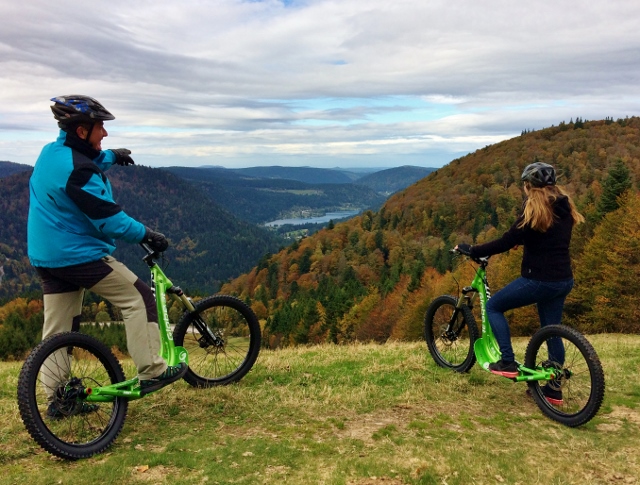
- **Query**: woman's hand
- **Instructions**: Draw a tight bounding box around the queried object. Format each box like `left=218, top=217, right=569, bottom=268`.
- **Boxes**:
left=455, top=243, right=472, bottom=255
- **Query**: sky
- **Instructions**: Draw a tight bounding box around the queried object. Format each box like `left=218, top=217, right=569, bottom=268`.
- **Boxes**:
left=1, top=0, right=639, bottom=170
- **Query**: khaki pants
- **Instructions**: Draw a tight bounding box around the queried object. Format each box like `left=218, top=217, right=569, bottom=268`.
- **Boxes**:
left=38, top=256, right=167, bottom=397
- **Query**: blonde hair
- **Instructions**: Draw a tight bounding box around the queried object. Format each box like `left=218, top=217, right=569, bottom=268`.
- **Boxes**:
left=518, top=183, right=585, bottom=232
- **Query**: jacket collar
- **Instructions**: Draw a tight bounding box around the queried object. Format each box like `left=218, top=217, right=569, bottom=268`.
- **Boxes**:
left=60, top=129, right=101, bottom=160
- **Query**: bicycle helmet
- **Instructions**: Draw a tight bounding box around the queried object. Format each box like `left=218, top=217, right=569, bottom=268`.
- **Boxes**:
left=521, top=162, right=556, bottom=187
left=50, top=95, right=115, bottom=130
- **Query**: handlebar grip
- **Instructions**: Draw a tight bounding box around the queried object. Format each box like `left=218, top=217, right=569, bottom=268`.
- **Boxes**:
left=140, top=242, right=154, bottom=254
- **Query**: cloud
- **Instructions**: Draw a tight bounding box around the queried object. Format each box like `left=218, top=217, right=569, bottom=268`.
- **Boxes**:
left=1, top=0, right=639, bottom=167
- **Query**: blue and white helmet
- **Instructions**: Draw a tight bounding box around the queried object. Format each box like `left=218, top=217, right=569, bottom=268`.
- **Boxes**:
left=50, top=95, right=115, bottom=130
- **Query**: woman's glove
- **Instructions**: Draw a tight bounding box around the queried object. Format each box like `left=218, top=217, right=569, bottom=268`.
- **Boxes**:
left=456, top=243, right=472, bottom=256
left=144, top=227, right=169, bottom=252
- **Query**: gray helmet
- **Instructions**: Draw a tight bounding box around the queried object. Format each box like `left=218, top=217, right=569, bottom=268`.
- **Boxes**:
left=521, top=162, right=556, bottom=187
left=50, top=95, right=115, bottom=130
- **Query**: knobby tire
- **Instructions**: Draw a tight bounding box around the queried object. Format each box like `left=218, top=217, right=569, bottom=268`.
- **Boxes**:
left=525, top=325, right=605, bottom=427
left=17, top=332, right=128, bottom=460
left=424, top=295, right=479, bottom=373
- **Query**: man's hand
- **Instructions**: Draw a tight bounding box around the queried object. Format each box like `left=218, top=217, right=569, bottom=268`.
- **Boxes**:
left=110, top=148, right=135, bottom=166
left=144, top=227, right=169, bottom=252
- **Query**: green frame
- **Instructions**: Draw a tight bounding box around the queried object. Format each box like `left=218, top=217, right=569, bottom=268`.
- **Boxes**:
left=84, top=250, right=190, bottom=402
left=462, top=259, right=558, bottom=382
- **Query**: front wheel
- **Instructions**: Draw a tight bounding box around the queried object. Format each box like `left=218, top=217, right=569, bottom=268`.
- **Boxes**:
left=173, top=295, right=261, bottom=387
left=525, top=325, right=605, bottom=427
left=17, top=332, right=128, bottom=460
left=424, top=295, right=479, bottom=373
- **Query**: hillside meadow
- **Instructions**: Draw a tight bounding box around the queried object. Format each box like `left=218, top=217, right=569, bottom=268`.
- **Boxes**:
left=1, top=334, right=639, bottom=485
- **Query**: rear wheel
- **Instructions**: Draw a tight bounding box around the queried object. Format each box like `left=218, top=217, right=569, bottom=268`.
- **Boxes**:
left=525, top=325, right=605, bottom=427
left=17, top=332, right=128, bottom=460
left=173, top=295, right=261, bottom=387
left=424, top=295, right=478, bottom=373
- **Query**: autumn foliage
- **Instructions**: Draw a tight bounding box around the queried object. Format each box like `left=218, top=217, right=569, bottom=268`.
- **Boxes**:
left=222, top=117, right=640, bottom=347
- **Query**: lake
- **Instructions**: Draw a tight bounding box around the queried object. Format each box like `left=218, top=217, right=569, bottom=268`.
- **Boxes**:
left=264, top=210, right=361, bottom=227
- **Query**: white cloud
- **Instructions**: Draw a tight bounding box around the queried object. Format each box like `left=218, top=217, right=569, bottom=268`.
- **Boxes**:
left=1, top=0, right=639, bottom=167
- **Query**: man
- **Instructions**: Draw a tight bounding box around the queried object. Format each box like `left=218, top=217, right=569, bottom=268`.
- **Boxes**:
left=28, top=95, right=186, bottom=417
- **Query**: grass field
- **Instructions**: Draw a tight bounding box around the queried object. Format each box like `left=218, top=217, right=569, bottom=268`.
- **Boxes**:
left=1, top=334, right=639, bottom=485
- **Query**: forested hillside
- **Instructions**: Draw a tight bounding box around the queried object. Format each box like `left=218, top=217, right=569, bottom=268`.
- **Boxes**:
left=163, top=166, right=386, bottom=223
left=0, top=161, right=31, bottom=178
left=232, top=166, right=355, bottom=184
left=355, top=165, right=436, bottom=195
left=0, top=166, right=282, bottom=302
left=221, top=117, right=640, bottom=347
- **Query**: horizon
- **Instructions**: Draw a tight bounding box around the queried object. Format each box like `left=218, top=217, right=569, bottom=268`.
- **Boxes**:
left=1, top=115, right=630, bottom=171
left=0, top=158, right=436, bottom=172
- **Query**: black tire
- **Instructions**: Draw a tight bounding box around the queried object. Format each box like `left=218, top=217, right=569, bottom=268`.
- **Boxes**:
left=525, top=325, right=605, bottom=427
left=17, top=332, right=128, bottom=460
left=173, top=295, right=261, bottom=387
left=424, top=295, right=479, bottom=373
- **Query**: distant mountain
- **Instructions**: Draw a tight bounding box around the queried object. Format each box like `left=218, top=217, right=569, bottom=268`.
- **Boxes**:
left=355, top=166, right=436, bottom=195
left=333, top=167, right=384, bottom=182
left=0, top=166, right=282, bottom=301
left=0, top=161, right=32, bottom=178
left=163, top=166, right=386, bottom=224
left=231, top=166, right=356, bottom=184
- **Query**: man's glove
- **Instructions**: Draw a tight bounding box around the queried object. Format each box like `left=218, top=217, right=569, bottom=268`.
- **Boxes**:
left=456, top=243, right=472, bottom=256
left=110, top=148, right=135, bottom=166
left=144, top=227, right=169, bottom=252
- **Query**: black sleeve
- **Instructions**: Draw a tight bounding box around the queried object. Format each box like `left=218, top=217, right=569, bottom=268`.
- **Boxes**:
left=66, top=161, right=122, bottom=220
left=470, top=217, right=526, bottom=258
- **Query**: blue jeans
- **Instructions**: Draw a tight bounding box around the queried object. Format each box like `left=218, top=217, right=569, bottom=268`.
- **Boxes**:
left=486, top=277, right=574, bottom=364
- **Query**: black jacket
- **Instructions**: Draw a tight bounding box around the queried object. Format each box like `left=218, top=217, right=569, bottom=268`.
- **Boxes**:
left=470, top=196, right=574, bottom=281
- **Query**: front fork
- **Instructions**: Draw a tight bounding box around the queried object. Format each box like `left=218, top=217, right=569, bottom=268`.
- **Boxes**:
left=166, top=288, right=223, bottom=349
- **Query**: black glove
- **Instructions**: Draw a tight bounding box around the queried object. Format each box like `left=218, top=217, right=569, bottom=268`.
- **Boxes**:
left=144, top=227, right=169, bottom=252
left=110, top=148, right=135, bottom=166
left=456, top=243, right=472, bottom=256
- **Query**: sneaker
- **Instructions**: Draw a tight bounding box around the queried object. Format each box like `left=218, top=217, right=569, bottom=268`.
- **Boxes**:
left=526, top=383, right=564, bottom=406
left=46, top=401, right=100, bottom=420
left=488, top=359, right=519, bottom=378
left=541, top=383, right=563, bottom=405
left=139, top=363, right=188, bottom=395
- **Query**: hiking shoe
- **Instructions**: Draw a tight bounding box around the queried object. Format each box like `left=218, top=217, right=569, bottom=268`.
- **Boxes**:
left=139, top=363, right=188, bottom=395
left=540, top=383, right=563, bottom=405
left=526, top=383, right=563, bottom=406
left=488, top=359, right=519, bottom=378
left=46, top=401, right=100, bottom=420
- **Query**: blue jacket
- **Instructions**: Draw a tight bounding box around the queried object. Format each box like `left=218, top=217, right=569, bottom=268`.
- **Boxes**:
left=28, top=130, right=146, bottom=268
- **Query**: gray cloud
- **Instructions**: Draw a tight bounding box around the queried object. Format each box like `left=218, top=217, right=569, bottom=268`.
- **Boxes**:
left=1, top=0, right=639, bottom=167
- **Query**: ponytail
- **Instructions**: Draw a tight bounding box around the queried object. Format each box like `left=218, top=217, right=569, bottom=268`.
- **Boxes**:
left=518, top=184, right=584, bottom=232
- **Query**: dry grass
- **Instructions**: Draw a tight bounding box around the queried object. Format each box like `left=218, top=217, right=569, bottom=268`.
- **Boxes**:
left=1, top=334, right=639, bottom=484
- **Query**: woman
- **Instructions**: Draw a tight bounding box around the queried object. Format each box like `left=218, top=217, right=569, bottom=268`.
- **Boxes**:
left=456, top=162, right=584, bottom=405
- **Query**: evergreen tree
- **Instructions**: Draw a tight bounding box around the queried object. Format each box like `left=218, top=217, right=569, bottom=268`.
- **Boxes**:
left=596, top=158, right=632, bottom=218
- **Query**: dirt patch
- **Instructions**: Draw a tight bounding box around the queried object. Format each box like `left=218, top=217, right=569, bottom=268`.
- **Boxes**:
left=348, top=478, right=406, bottom=485
left=131, top=464, right=178, bottom=482
left=609, top=406, right=640, bottom=425
left=339, top=405, right=415, bottom=445
left=596, top=406, right=640, bottom=432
